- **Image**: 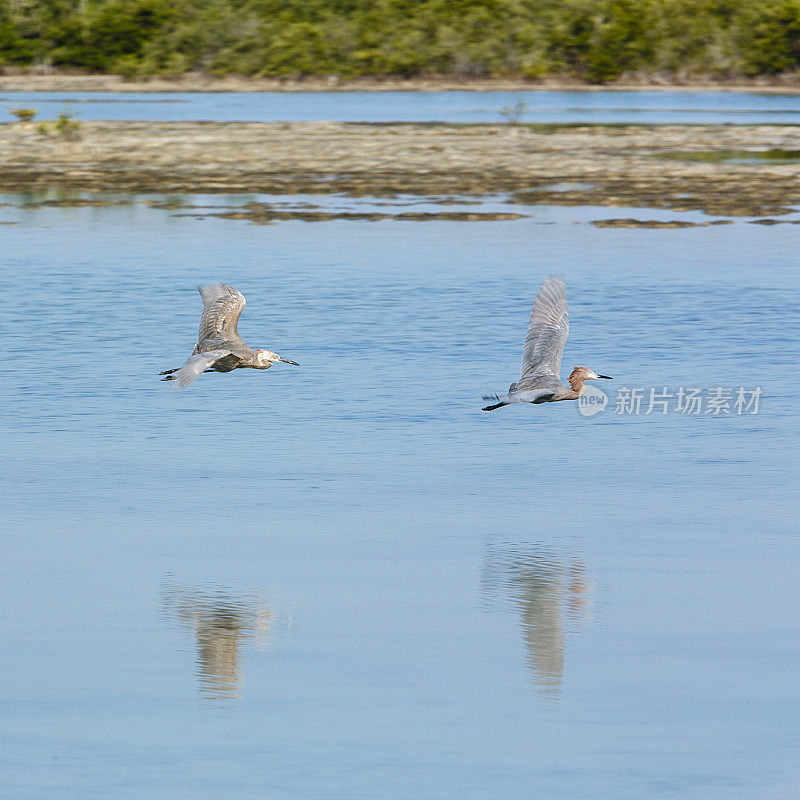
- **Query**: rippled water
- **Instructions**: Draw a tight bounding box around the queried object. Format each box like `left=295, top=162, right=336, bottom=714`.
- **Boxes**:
left=2, top=88, right=800, bottom=124
left=2, top=194, right=799, bottom=798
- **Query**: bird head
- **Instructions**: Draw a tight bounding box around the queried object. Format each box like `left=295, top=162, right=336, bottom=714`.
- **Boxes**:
left=255, top=349, right=299, bottom=368
left=570, top=366, right=613, bottom=382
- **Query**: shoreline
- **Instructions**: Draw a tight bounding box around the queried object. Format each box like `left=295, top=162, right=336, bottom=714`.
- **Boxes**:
left=1, top=121, right=799, bottom=217
left=2, top=72, right=800, bottom=94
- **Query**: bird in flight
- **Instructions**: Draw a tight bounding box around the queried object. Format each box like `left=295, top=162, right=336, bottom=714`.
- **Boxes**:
left=160, top=284, right=299, bottom=389
left=483, top=276, right=611, bottom=411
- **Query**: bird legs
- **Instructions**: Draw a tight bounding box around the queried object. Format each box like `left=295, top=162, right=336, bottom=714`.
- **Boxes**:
left=482, top=394, right=508, bottom=412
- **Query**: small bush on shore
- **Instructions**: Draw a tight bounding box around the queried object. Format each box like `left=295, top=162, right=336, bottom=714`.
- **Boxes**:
left=54, top=111, right=81, bottom=140
left=34, top=109, right=82, bottom=141
left=9, top=108, right=37, bottom=122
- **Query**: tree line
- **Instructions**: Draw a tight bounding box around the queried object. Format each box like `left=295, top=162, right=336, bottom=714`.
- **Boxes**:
left=1, top=0, right=799, bottom=83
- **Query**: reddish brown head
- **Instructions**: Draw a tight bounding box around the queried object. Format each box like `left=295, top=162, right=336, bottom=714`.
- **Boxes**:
left=568, top=366, right=613, bottom=391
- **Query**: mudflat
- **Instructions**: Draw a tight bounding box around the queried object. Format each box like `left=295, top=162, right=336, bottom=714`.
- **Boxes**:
left=2, top=120, right=799, bottom=217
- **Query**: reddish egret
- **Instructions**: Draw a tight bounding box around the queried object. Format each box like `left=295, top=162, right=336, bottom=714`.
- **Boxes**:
left=483, top=276, right=611, bottom=411
left=160, top=284, right=298, bottom=389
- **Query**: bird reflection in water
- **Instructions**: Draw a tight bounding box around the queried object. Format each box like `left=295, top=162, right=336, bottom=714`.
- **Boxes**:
left=482, top=545, right=591, bottom=695
left=162, top=582, right=277, bottom=702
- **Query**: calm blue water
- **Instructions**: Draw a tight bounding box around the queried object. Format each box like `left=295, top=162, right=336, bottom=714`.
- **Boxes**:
left=1, top=89, right=799, bottom=124
left=1, top=193, right=799, bottom=799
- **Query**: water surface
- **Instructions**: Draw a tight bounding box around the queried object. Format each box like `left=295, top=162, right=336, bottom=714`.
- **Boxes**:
left=2, top=89, right=799, bottom=124
left=1, top=194, right=798, bottom=799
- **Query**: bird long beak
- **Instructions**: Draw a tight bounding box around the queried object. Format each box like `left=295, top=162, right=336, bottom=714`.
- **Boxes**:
left=278, top=356, right=300, bottom=366
left=597, top=375, right=613, bottom=379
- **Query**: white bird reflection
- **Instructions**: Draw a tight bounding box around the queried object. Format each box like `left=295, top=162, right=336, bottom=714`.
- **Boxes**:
left=482, top=545, right=592, bottom=695
left=162, top=582, right=281, bottom=702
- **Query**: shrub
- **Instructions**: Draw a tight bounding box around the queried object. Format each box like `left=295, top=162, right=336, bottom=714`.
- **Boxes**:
left=739, top=0, right=800, bottom=74
left=55, top=111, right=81, bottom=140
left=10, top=108, right=37, bottom=122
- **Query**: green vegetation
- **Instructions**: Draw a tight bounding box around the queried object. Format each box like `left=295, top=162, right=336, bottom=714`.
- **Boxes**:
left=9, top=107, right=36, bottom=121
left=34, top=108, right=82, bottom=140
left=54, top=109, right=81, bottom=139
left=661, top=148, right=800, bottom=162
left=0, top=0, right=798, bottom=82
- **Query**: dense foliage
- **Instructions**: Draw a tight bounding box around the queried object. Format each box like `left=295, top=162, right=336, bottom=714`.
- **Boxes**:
left=1, top=0, right=799, bottom=82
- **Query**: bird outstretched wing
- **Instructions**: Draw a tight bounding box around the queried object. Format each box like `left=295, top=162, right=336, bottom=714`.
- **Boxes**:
left=170, top=349, right=234, bottom=390
left=517, top=275, right=569, bottom=382
left=197, top=284, right=246, bottom=347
